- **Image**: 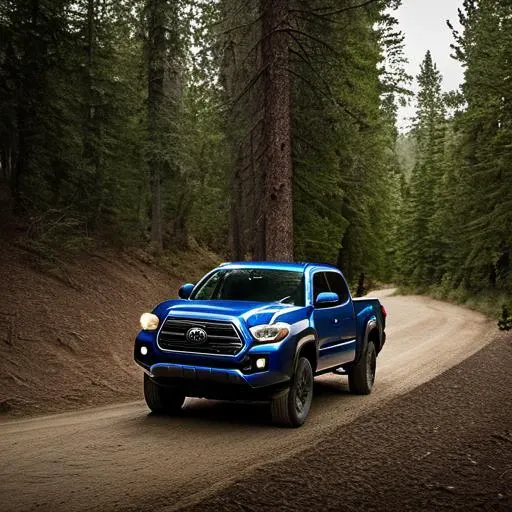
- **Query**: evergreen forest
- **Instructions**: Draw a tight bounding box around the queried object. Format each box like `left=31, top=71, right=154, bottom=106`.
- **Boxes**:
left=0, top=0, right=510, bottom=314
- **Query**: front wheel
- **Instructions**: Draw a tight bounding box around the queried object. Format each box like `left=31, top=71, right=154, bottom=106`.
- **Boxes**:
left=143, top=373, right=186, bottom=414
left=348, top=341, right=377, bottom=395
left=271, top=357, right=314, bottom=427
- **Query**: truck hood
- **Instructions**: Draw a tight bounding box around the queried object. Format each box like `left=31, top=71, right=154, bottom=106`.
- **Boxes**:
left=154, top=299, right=305, bottom=327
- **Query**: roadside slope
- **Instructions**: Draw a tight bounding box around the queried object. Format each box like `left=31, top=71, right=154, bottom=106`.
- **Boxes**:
left=0, top=241, right=219, bottom=416
left=182, top=333, right=512, bottom=512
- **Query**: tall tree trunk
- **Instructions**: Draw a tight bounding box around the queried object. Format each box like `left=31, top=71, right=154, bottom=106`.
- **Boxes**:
left=146, top=0, right=167, bottom=251
left=221, top=35, right=245, bottom=260
left=12, top=102, right=26, bottom=207
left=11, top=0, right=42, bottom=210
left=260, top=0, right=293, bottom=261
left=85, top=0, right=104, bottom=229
left=230, top=164, right=244, bottom=260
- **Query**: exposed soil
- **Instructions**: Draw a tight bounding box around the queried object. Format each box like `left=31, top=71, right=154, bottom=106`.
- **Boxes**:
left=0, top=239, right=219, bottom=416
left=0, top=239, right=507, bottom=512
left=183, top=334, right=512, bottom=512
left=0, top=286, right=499, bottom=512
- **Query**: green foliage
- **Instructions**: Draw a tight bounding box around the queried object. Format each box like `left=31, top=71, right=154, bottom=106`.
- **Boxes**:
left=292, top=0, right=409, bottom=283
left=397, top=51, right=447, bottom=287
left=0, top=0, right=411, bottom=277
left=395, top=0, right=512, bottom=320
left=396, top=133, right=416, bottom=180
left=0, top=0, right=149, bottom=250
left=0, top=0, right=230, bottom=255
left=8, top=0, right=509, bottom=324
left=447, top=0, right=512, bottom=294
left=498, top=304, right=512, bottom=331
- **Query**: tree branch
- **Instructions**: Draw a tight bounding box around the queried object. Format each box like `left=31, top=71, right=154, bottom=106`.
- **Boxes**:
left=230, top=64, right=269, bottom=107
left=287, top=66, right=369, bottom=128
left=291, top=0, right=381, bottom=18
left=218, top=14, right=264, bottom=36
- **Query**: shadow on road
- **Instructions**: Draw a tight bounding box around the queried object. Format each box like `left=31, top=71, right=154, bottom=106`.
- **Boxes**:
left=138, top=377, right=353, bottom=429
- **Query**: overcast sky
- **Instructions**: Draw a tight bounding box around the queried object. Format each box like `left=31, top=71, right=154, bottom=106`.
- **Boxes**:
left=395, top=0, right=465, bottom=131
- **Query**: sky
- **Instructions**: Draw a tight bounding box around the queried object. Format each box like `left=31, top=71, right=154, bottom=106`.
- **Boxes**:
left=395, top=0, right=465, bottom=131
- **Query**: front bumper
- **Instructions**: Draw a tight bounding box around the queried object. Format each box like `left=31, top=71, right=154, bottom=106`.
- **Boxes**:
left=150, top=362, right=246, bottom=383
left=134, top=328, right=295, bottom=392
left=145, top=362, right=290, bottom=400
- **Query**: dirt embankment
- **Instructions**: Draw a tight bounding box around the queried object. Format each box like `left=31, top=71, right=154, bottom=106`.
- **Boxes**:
left=0, top=240, right=219, bottom=416
left=183, top=334, right=512, bottom=512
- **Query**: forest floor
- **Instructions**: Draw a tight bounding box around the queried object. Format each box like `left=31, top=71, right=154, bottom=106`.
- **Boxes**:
left=0, top=237, right=220, bottom=416
left=183, top=333, right=512, bottom=512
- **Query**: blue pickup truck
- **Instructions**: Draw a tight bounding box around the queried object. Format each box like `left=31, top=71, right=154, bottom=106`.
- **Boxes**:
left=134, top=262, right=386, bottom=427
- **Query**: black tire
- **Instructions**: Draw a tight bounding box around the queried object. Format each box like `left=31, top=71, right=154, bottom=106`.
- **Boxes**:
left=143, top=373, right=186, bottom=414
left=271, top=357, right=314, bottom=427
left=348, top=341, right=377, bottom=395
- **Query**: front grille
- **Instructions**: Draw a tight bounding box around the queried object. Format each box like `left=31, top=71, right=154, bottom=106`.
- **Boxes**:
left=157, top=317, right=244, bottom=355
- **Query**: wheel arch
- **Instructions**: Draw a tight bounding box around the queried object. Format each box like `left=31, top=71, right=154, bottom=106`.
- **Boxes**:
left=294, top=330, right=318, bottom=373
left=355, top=317, right=379, bottom=363
left=367, top=326, right=381, bottom=353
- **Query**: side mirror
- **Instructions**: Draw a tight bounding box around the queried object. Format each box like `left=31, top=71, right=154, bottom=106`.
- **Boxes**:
left=178, top=283, right=195, bottom=299
left=315, top=292, right=339, bottom=307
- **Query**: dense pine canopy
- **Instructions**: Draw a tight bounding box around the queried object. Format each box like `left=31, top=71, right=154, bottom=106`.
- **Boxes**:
left=397, top=0, right=512, bottom=305
left=0, top=0, right=510, bottom=311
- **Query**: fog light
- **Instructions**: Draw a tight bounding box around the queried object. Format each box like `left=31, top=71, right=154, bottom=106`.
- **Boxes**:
left=256, top=357, right=266, bottom=370
left=140, top=346, right=148, bottom=356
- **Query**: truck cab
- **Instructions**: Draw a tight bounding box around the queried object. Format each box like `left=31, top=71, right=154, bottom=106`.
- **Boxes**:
left=134, top=262, right=386, bottom=427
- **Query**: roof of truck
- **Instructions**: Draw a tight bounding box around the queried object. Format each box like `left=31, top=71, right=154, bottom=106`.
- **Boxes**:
left=218, top=261, right=340, bottom=272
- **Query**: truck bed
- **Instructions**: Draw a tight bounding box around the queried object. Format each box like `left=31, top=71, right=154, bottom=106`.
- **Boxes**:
left=353, top=297, right=386, bottom=329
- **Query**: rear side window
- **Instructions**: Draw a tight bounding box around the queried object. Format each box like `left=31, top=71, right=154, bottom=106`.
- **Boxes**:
left=312, top=272, right=330, bottom=301
left=326, top=272, right=350, bottom=304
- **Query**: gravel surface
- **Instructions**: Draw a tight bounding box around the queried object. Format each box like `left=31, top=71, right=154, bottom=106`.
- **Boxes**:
left=182, top=334, right=512, bottom=512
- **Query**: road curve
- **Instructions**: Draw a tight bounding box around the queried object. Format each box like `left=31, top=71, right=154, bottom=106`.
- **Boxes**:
left=0, top=292, right=494, bottom=512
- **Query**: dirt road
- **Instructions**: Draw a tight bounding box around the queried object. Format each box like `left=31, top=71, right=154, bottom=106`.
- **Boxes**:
left=0, top=292, right=494, bottom=512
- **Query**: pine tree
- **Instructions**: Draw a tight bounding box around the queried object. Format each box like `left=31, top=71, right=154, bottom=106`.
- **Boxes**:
left=260, top=0, right=294, bottom=261
left=219, top=0, right=408, bottom=270
left=447, top=0, right=512, bottom=293
left=290, top=0, right=408, bottom=282
left=398, top=51, right=446, bottom=288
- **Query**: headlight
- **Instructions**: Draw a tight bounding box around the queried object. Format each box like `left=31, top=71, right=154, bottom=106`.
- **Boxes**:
left=249, top=323, right=290, bottom=343
left=140, top=312, right=159, bottom=331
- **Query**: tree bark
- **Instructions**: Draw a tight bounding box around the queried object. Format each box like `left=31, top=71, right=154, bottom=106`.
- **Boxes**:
left=261, top=0, right=294, bottom=261
left=11, top=0, right=42, bottom=209
left=85, top=0, right=105, bottom=229
left=146, top=0, right=166, bottom=251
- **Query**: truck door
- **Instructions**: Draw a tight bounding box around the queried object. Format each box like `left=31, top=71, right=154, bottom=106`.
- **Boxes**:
left=314, top=271, right=357, bottom=371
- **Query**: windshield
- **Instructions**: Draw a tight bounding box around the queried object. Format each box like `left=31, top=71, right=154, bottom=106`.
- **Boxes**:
left=191, top=269, right=305, bottom=306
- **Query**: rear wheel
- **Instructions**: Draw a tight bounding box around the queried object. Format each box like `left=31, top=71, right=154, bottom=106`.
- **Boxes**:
left=143, top=373, right=186, bottom=414
left=348, top=341, right=376, bottom=395
left=271, top=357, right=313, bottom=427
